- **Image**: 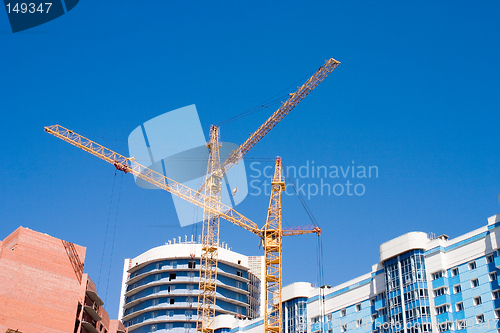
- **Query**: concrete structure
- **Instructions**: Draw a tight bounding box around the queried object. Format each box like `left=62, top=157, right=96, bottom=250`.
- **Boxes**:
left=119, top=236, right=263, bottom=333
left=0, top=226, right=126, bottom=333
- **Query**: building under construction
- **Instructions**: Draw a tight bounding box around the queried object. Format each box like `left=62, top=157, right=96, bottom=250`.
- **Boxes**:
left=0, top=226, right=127, bottom=333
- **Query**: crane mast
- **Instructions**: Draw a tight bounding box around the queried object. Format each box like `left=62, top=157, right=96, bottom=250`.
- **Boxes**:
left=263, top=157, right=285, bottom=333
left=197, top=126, right=223, bottom=333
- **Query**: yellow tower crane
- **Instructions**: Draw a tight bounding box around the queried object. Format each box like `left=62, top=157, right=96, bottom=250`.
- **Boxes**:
left=44, top=124, right=319, bottom=333
left=45, top=56, right=339, bottom=333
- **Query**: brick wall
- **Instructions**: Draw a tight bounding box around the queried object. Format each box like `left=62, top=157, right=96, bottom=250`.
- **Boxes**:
left=0, top=227, right=85, bottom=333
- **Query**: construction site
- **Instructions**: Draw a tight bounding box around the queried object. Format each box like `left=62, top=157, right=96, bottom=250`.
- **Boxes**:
left=1, top=3, right=499, bottom=333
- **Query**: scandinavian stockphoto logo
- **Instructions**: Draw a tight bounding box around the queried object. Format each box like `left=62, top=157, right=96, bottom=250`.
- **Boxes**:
left=128, top=105, right=248, bottom=227
left=4, top=0, right=79, bottom=33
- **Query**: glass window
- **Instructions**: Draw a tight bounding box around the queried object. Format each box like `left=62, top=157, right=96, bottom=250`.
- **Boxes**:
left=490, top=272, right=497, bottom=281
left=455, top=302, right=464, bottom=312
left=487, top=254, right=494, bottom=263
left=473, top=296, right=482, bottom=306
left=476, top=314, right=484, bottom=324
left=340, top=309, right=346, bottom=317
left=434, top=287, right=448, bottom=297
left=469, top=261, right=476, bottom=270
left=355, top=303, right=361, bottom=312
left=451, top=267, right=459, bottom=276
left=453, top=285, right=461, bottom=294
left=471, top=278, right=479, bottom=288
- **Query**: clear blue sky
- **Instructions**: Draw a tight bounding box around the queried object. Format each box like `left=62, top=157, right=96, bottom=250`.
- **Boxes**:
left=1, top=1, right=499, bottom=319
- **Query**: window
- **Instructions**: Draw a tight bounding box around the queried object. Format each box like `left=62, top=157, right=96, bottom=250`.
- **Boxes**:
left=376, top=292, right=386, bottom=301
left=155, top=274, right=161, bottom=281
left=185, top=310, right=193, bottom=319
left=170, top=298, right=175, bottom=304
left=188, top=272, right=195, bottom=278
left=151, top=325, right=157, bottom=332
left=495, top=309, right=500, bottom=318
left=476, top=314, right=484, bottom=324
left=166, top=310, right=174, bottom=317
left=156, top=262, right=161, bottom=270
left=490, top=272, right=497, bottom=281
left=187, top=297, right=193, bottom=303
left=487, top=254, right=494, bottom=263
left=327, top=313, right=332, bottom=321
left=434, top=287, right=448, bottom=297
left=455, top=302, right=464, bottom=312
left=341, top=324, right=347, bottom=332
left=154, top=286, right=160, bottom=293
left=469, top=261, right=476, bottom=270
left=167, top=285, right=175, bottom=292
left=471, top=278, right=479, bottom=288
left=356, top=319, right=362, bottom=328
left=457, top=320, right=466, bottom=330
left=436, top=304, right=450, bottom=315
left=355, top=303, right=361, bottom=312
left=171, top=261, right=177, bottom=269
left=236, top=270, right=243, bottom=277
left=451, top=267, right=459, bottom=276
left=169, top=273, right=176, bottom=281
left=188, top=260, right=196, bottom=269
left=377, top=308, right=387, bottom=317
left=493, top=290, right=500, bottom=300
left=432, top=271, right=445, bottom=280
left=236, top=281, right=243, bottom=289
left=371, top=314, right=377, bottom=322
left=152, top=311, right=158, bottom=318
left=420, top=306, right=431, bottom=316
left=419, top=288, right=429, bottom=298
left=340, top=308, right=346, bottom=317
left=166, top=323, right=173, bottom=330
left=187, top=284, right=194, bottom=291
left=453, top=284, right=461, bottom=294
left=184, top=323, right=192, bottom=329
left=371, top=298, right=375, bottom=306
left=152, top=299, right=159, bottom=306
left=473, top=296, right=482, bottom=306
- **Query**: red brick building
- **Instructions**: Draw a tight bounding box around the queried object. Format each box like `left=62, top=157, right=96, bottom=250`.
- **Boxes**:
left=0, top=227, right=127, bottom=333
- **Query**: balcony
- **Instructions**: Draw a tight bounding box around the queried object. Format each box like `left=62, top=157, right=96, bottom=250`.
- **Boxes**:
left=432, top=277, right=448, bottom=290
left=374, top=298, right=386, bottom=310
left=84, top=296, right=101, bottom=322
left=81, top=312, right=99, bottom=333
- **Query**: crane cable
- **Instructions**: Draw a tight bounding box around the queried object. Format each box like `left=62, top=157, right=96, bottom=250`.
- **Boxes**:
left=282, top=165, right=325, bottom=287
left=97, top=171, right=118, bottom=290
left=97, top=170, right=124, bottom=304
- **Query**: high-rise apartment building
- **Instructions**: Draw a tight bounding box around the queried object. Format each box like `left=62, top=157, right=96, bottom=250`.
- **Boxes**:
left=118, top=237, right=263, bottom=333
left=0, top=226, right=126, bottom=333
left=221, top=211, right=500, bottom=333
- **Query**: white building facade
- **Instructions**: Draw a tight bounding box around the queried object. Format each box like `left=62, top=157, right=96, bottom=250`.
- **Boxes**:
left=118, top=237, right=263, bottom=333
